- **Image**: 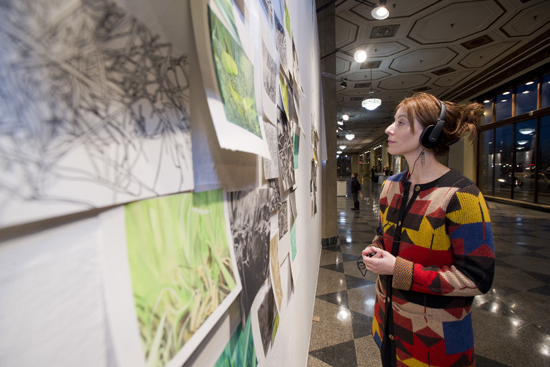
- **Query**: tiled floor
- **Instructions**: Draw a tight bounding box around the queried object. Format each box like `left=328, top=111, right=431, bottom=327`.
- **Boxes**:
left=308, top=180, right=550, bottom=367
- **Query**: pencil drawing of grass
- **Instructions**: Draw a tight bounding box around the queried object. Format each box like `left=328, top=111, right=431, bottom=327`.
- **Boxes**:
left=209, top=6, right=262, bottom=138
left=125, top=189, right=236, bottom=367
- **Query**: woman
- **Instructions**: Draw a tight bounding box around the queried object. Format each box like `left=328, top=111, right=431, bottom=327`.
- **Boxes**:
left=362, top=93, right=494, bottom=367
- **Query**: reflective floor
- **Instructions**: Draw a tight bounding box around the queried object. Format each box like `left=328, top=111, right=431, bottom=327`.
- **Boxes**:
left=308, top=180, right=550, bottom=367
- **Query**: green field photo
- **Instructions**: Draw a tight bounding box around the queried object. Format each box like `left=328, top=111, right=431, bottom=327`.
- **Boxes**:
left=125, top=189, right=237, bottom=367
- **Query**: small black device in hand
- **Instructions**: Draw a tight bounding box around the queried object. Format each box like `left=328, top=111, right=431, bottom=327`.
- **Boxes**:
left=356, top=252, right=377, bottom=276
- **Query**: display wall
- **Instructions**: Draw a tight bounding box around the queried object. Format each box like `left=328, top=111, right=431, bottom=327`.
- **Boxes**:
left=0, top=1, right=324, bottom=366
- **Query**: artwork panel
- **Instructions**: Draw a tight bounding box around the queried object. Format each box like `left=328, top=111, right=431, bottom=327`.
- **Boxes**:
left=209, top=7, right=260, bottom=137
left=277, top=107, right=295, bottom=192
left=256, top=280, right=275, bottom=356
left=279, top=74, right=289, bottom=115
left=0, top=217, right=105, bottom=367
left=263, top=121, right=279, bottom=180
left=291, top=37, right=303, bottom=95
left=190, top=0, right=270, bottom=158
left=213, top=314, right=257, bottom=367
left=289, top=190, right=297, bottom=220
left=284, top=1, right=292, bottom=36
left=274, top=14, right=287, bottom=76
left=291, top=222, right=297, bottom=262
left=272, top=312, right=280, bottom=344
left=268, top=179, right=281, bottom=212
left=100, top=189, right=241, bottom=367
left=260, top=11, right=279, bottom=125
left=0, top=0, right=194, bottom=228
left=293, top=131, right=300, bottom=169
left=259, top=0, right=273, bottom=24
left=270, top=234, right=284, bottom=311
left=278, top=200, right=288, bottom=240
left=283, top=1, right=293, bottom=77
left=280, top=254, right=294, bottom=306
left=287, top=82, right=298, bottom=125
left=227, top=188, right=271, bottom=326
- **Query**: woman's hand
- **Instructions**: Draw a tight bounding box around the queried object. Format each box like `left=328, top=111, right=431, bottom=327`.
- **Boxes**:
left=362, top=247, right=396, bottom=275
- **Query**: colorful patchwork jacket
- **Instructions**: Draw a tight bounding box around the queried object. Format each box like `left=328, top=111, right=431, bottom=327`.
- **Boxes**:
left=370, top=169, right=495, bottom=367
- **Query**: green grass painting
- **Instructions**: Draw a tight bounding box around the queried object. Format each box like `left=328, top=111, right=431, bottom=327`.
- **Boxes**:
left=213, top=314, right=257, bottom=367
left=291, top=223, right=297, bottom=261
left=272, top=313, right=279, bottom=344
left=213, top=0, right=238, bottom=41
left=293, top=132, right=299, bottom=169
left=125, top=189, right=237, bottom=367
left=280, top=75, right=289, bottom=115
left=209, top=6, right=262, bottom=138
left=285, top=2, right=291, bottom=36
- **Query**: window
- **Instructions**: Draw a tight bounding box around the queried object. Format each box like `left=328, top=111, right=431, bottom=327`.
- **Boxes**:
left=538, top=116, right=550, bottom=205
left=337, top=155, right=351, bottom=177
left=482, top=98, right=493, bottom=125
left=479, top=130, right=494, bottom=196
left=494, top=125, right=514, bottom=199
left=495, top=90, right=512, bottom=120
left=514, top=120, right=536, bottom=203
left=515, top=80, right=538, bottom=115
left=542, top=73, right=550, bottom=109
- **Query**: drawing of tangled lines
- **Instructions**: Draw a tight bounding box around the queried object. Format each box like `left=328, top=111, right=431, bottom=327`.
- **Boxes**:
left=0, top=0, right=193, bottom=227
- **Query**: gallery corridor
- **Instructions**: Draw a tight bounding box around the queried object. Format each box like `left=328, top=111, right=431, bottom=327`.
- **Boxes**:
left=307, top=179, right=550, bottom=367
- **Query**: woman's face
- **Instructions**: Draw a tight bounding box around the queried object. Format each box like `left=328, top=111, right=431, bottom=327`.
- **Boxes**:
left=385, top=106, right=423, bottom=157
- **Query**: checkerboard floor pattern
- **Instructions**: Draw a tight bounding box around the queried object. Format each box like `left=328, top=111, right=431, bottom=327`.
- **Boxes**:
left=308, top=180, right=550, bottom=367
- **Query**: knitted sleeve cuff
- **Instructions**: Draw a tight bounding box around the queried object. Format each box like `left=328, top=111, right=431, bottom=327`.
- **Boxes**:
left=392, top=257, right=414, bottom=290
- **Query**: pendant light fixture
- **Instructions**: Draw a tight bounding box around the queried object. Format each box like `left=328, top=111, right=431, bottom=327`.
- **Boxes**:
left=362, top=64, right=382, bottom=111
left=354, top=50, right=367, bottom=63
left=345, top=132, right=355, bottom=141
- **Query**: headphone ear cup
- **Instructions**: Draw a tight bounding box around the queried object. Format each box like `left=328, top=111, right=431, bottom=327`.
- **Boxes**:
left=420, top=125, right=435, bottom=149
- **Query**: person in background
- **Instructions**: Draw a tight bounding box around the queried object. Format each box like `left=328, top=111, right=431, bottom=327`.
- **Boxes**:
left=350, top=172, right=361, bottom=211
left=371, top=166, right=378, bottom=183
left=362, top=92, right=494, bottom=367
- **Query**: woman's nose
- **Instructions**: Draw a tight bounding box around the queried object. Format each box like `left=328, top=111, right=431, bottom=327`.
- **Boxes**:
left=385, top=122, right=395, bottom=135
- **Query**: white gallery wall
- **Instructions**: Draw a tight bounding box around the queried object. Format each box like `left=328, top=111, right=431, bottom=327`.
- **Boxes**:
left=0, top=0, right=323, bottom=367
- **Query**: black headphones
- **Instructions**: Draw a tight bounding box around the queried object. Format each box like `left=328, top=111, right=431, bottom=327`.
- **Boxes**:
left=420, top=100, right=447, bottom=149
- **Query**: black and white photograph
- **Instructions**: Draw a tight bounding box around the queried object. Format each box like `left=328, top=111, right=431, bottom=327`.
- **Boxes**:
left=262, top=42, right=278, bottom=105
left=274, top=14, right=287, bottom=73
left=289, top=196, right=297, bottom=230
left=260, top=0, right=273, bottom=25
left=228, top=189, right=271, bottom=325
left=289, top=190, right=297, bottom=221
left=0, top=0, right=194, bottom=228
left=287, top=83, right=299, bottom=125
left=268, top=179, right=281, bottom=213
left=278, top=200, right=288, bottom=240
left=311, top=159, right=318, bottom=216
left=277, top=107, right=296, bottom=191
left=260, top=13, right=279, bottom=125
left=257, top=280, right=277, bottom=356
left=263, top=121, right=280, bottom=180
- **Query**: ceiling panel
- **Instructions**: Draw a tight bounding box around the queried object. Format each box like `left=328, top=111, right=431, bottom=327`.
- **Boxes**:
left=328, top=0, right=550, bottom=153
